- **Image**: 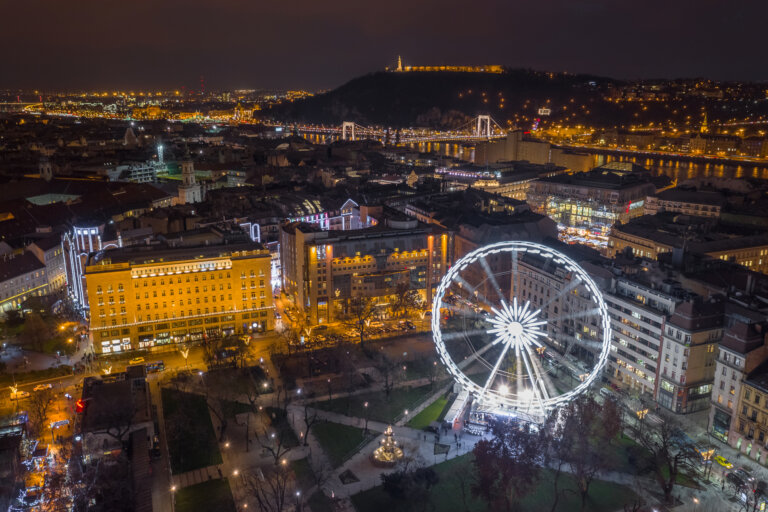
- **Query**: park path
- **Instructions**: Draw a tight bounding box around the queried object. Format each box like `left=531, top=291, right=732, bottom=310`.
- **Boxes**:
left=284, top=400, right=745, bottom=512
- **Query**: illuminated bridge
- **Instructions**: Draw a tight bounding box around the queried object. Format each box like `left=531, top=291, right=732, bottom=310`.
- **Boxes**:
left=269, top=115, right=508, bottom=143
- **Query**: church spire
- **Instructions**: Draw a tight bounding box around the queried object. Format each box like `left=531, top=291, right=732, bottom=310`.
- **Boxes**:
left=397, top=55, right=403, bottom=72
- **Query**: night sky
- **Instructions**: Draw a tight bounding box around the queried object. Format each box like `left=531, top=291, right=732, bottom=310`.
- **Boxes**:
left=3, top=0, right=766, bottom=91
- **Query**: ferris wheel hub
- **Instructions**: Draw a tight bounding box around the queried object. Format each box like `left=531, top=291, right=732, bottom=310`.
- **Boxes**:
left=506, top=321, right=523, bottom=338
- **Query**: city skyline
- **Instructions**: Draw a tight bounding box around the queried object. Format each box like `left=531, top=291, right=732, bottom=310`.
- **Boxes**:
left=2, top=0, right=767, bottom=90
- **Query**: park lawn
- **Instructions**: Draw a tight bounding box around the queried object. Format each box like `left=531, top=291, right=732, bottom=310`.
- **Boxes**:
left=291, top=457, right=316, bottom=490
left=660, top=465, right=702, bottom=489
left=314, top=384, right=438, bottom=423
left=307, top=490, right=334, bottom=512
left=406, top=395, right=452, bottom=430
left=221, top=400, right=252, bottom=419
left=175, top=478, right=235, bottom=512
left=351, top=454, right=639, bottom=512
left=162, top=388, right=222, bottom=474
left=606, top=434, right=644, bottom=474
left=312, top=421, right=373, bottom=468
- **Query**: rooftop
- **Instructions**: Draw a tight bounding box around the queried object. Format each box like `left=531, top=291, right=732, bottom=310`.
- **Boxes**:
left=536, top=165, right=663, bottom=191
left=654, top=188, right=726, bottom=206
left=0, top=252, right=45, bottom=282
left=80, top=374, right=151, bottom=434
left=86, top=241, right=268, bottom=268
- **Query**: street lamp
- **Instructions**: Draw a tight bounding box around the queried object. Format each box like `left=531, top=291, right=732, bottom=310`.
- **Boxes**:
left=363, top=402, right=370, bottom=433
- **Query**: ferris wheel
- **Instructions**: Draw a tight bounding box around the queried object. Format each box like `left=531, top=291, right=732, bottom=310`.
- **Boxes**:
left=431, top=241, right=611, bottom=419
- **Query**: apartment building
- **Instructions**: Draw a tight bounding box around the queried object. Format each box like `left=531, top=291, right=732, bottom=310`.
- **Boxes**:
left=84, top=242, right=273, bottom=354
left=656, top=297, right=723, bottom=414
left=280, top=212, right=449, bottom=325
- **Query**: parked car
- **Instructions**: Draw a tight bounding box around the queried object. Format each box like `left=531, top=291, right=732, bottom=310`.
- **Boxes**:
left=33, top=383, right=53, bottom=392
left=714, top=455, right=733, bottom=468
left=129, top=357, right=145, bottom=365
left=733, top=467, right=756, bottom=485
left=10, top=390, right=30, bottom=401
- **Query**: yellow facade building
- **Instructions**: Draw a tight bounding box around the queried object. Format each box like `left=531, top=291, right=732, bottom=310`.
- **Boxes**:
left=85, top=243, right=273, bottom=354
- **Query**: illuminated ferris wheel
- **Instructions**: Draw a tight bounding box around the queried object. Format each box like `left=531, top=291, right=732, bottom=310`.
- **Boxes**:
left=431, top=241, right=611, bottom=419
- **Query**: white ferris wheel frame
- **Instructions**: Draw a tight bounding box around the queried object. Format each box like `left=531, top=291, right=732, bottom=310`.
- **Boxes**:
left=431, top=240, right=612, bottom=415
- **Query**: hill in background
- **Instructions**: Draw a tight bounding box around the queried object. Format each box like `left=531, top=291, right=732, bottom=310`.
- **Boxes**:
left=267, top=69, right=627, bottom=129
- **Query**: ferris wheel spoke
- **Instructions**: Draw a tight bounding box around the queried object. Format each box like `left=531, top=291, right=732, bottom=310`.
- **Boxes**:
left=457, top=342, right=495, bottom=371
left=520, top=339, right=558, bottom=400
left=478, top=341, right=512, bottom=401
left=519, top=341, right=549, bottom=401
left=440, top=329, right=494, bottom=342
left=557, top=333, right=603, bottom=355
left=547, top=307, right=602, bottom=326
left=540, top=277, right=582, bottom=310
left=479, top=255, right=504, bottom=302
left=510, top=250, right=519, bottom=301
left=440, top=302, right=485, bottom=320
left=452, top=274, right=496, bottom=312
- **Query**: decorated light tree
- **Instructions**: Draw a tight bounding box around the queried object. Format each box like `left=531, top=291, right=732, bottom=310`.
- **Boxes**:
left=371, top=425, right=404, bottom=467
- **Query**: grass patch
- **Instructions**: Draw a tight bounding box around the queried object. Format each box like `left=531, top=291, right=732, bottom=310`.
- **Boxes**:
left=312, top=421, right=373, bottom=468
left=221, top=400, right=252, bottom=419
left=660, top=465, right=702, bottom=489
left=175, top=478, right=235, bottom=512
left=605, top=434, right=644, bottom=475
left=351, top=454, right=639, bottom=512
left=162, top=388, right=222, bottom=474
left=406, top=394, right=453, bottom=430
left=307, top=489, right=335, bottom=512
left=314, top=384, right=438, bottom=423
left=291, top=457, right=316, bottom=490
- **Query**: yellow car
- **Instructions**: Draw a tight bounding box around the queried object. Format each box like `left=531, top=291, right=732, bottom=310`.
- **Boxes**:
left=714, top=455, right=733, bottom=469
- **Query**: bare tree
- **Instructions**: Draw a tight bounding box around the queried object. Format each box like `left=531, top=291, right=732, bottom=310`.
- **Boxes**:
left=539, top=406, right=572, bottom=512
left=242, top=464, right=294, bottom=512
left=302, top=404, right=319, bottom=447
left=628, top=415, right=698, bottom=505
left=308, top=454, right=333, bottom=490
left=375, top=352, right=397, bottom=400
left=71, top=454, right=135, bottom=512
left=90, top=407, right=135, bottom=448
left=254, top=420, right=293, bottom=466
left=391, top=279, right=421, bottom=319
left=558, top=396, right=622, bottom=511
left=200, top=335, right=221, bottom=368
left=425, top=358, right=444, bottom=389
left=343, top=295, right=376, bottom=349
left=446, top=461, right=472, bottom=512
left=21, top=312, right=48, bottom=352
left=26, top=388, right=55, bottom=437
left=472, top=420, right=543, bottom=512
